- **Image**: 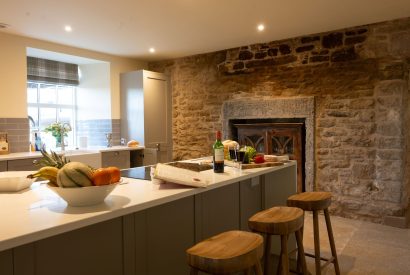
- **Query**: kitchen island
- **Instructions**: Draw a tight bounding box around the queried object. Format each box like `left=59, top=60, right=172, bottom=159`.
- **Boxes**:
left=0, top=161, right=297, bottom=275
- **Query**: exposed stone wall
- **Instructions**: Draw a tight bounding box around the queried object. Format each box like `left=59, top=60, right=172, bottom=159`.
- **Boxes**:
left=149, top=17, right=410, bottom=223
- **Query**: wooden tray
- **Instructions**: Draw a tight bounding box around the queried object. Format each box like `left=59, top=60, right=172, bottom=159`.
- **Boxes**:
left=224, top=160, right=284, bottom=169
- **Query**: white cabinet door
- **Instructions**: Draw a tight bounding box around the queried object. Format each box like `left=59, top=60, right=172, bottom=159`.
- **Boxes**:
left=143, top=71, right=172, bottom=163
left=142, top=148, right=157, bottom=166
left=101, top=151, right=130, bottom=169
left=121, top=70, right=172, bottom=164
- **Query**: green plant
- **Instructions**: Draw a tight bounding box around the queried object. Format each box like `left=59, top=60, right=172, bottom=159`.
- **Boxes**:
left=43, top=122, right=71, bottom=145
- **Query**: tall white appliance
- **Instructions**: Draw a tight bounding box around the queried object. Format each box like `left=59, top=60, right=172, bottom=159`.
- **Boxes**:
left=120, top=70, right=172, bottom=165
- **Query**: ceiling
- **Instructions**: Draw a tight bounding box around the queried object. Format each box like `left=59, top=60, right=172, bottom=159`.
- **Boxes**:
left=1, top=0, right=410, bottom=61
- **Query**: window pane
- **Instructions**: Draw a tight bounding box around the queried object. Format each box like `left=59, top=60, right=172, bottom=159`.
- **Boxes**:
left=39, top=108, right=57, bottom=130
left=58, top=108, right=74, bottom=125
left=39, top=84, right=56, bottom=104
left=57, top=86, right=74, bottom=105
left=27, top=83, right=38, bottom=103
left=28, top=107, right=39, bottom=129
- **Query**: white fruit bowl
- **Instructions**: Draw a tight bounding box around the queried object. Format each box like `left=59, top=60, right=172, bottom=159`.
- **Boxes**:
left=47, top=183, right=118, bottom=207
left=0, top=171, right=36, bottom=192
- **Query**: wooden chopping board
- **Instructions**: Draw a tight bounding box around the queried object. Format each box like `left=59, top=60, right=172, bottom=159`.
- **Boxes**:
left=224, top=160, right=284, bottom=169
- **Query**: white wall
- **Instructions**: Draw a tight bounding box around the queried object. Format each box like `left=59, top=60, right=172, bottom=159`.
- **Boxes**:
left=0, top=33, right=27, bottom=117
left=77, top=63, right=111, bottom=120
left=0, top=31, right=147, bottom=119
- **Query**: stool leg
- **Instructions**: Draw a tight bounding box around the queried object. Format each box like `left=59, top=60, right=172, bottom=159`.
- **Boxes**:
left=296, top=223, right=305, bottom=273
left=280, top=234, right=289, bottom=275
left=324, top=209, right=341, bottom=275
left=253, top=260, right=263, bottom=275
left=313, top=210, right=321, bottom=275
left=295, top=229, right=308, bottom=275
left=264, top=234, right=272, bottom=275
left=190, top=267, right=198, bottom=275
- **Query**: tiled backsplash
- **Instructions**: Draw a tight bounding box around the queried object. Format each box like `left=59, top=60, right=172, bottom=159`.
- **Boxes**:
left=0, top=118, right=30, bottom=153
left=76, top=119, right=121, bottom=147
left=0, top=118, right=121, bottom=152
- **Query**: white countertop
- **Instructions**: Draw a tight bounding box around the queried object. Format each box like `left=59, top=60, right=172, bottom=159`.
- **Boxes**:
left=0, top=161, right=295, bottom=252
left=0, top=146, right=145, bottom=161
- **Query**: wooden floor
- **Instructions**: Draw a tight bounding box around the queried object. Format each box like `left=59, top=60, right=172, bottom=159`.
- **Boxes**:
left=274, top=213, right=410, bottom=275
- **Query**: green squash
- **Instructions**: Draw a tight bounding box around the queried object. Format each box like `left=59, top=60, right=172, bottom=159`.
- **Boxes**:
left=57, top=162, right=93, bottom=187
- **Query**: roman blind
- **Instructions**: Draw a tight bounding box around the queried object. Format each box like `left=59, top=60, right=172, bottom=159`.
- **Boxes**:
left=27, top=56, right=79, bottom=85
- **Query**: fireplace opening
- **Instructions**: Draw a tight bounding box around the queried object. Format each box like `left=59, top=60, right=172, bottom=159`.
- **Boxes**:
left=229, top=118, right=306, bottom=192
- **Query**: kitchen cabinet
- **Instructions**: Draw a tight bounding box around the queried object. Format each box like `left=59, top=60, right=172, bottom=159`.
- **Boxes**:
left=239, top=177, right=263, bottom=231
left=0, top=161, right=6, bottom=172
left=65, top=153, right=101, bottom=169
left=101, top=150, right=130, bottom=169
left=144, top=196, right=194, bottom=275
left=142, top=148, right=158, bottom=166
left=120, top=70, right=172, bottom=164
left=124, top=196, right=195, bottom=275
left=130, top=150, right=144, bottom=167
left=262, top=165, right=298, bottom=255
left=13, top=218, right=124, bottom=275
left=7, top=158, right=41, bottom=171
left=194, top=183, right=240, bottom=242
left=0, top=250, right=13, bottom=275
left=263, top=164, right=297, bottom=208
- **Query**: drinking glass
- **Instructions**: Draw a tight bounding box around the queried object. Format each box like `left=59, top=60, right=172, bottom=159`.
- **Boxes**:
left=238, top=146, right=247, bottom=164
left=229, top=145, right=238, bottom=162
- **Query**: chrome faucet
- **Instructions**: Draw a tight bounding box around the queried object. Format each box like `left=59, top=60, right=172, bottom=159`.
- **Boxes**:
left=106, top=133, right=113, bottom=147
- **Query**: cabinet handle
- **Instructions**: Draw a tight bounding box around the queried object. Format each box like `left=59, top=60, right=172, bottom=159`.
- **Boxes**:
left=114, top=151, right=119, bottom=156
left=33, top=160, right=38, bottom=164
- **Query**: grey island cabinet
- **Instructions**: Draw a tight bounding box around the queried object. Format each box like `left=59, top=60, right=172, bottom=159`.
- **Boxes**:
left=0, top=162, right=297, bottom=275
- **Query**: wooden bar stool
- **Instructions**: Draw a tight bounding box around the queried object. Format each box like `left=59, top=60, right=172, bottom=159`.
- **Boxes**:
left=248, top=206, right=308, bottom=275
left=186, top=230, right=264, bottom=275
left=287, top=192, right=340, bottom=275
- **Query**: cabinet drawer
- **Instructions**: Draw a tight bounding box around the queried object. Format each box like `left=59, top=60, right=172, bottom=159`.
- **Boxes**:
left=0, top=161, right=6, bottom=172
left=7, top=158, right=41, bottom=171
left=101, top=151, right=130, bottom=169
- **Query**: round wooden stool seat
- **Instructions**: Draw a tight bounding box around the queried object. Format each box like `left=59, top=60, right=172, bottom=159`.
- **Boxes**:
left=248, top=206, right=304, bottom=235
left=287, top=191, right=332, bottom=211
left=248, top=206, right=308, bottom=275
left=186, top=230, right=263, bottom=274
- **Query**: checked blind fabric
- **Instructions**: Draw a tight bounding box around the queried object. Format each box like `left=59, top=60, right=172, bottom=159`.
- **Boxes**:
left=27, top=56, right=79, bottom=86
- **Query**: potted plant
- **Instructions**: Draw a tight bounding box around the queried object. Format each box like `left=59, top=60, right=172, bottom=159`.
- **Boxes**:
left=43, top=122, right=72, bottom=147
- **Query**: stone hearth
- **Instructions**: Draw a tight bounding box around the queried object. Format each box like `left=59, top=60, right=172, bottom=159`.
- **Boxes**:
left=222, top=97, right=315, bottom=192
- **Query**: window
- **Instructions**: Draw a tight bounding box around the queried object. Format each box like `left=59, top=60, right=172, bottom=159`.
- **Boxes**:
left=27, top=56, right=79, bottom=149
left=28, top=82, right=76, bottom=149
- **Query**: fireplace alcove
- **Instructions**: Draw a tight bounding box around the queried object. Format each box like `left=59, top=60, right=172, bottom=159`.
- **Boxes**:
left=230, top=118, right=306, bottom=192
left=222, top=97, right=315, bottom=192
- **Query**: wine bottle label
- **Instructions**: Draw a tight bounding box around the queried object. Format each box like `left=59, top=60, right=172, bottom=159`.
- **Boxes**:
left=214, top=148, right=224, bottom=162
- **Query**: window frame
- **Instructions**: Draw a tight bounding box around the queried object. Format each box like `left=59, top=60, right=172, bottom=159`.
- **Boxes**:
left=27, top=81, right=77, bottom=147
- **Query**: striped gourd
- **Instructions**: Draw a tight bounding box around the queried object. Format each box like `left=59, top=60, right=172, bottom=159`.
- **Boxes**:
left=57, top=162, right=93, bottom=187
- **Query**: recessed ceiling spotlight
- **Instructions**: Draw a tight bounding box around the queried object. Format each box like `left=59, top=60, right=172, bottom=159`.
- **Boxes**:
left=0, top=23, right=10, bottom=29
left=257, top=24, right=265, bottom=32
left=149, top=48, right=155, bottom=53
left=64, top=25, right=72, bottom=32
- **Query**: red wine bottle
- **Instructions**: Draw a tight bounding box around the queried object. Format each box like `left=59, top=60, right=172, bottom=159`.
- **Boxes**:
left=213, top=131, right=224, bottom=173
